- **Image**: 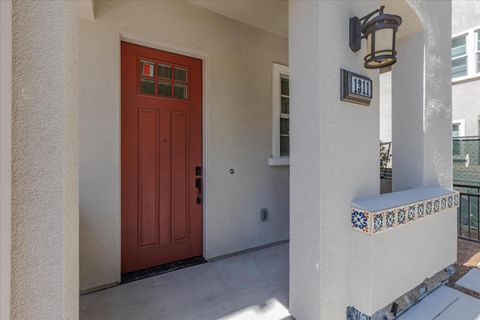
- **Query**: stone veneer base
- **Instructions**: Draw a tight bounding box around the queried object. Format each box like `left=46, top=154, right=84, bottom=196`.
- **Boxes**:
left=346, top=264, right=457, bottom=320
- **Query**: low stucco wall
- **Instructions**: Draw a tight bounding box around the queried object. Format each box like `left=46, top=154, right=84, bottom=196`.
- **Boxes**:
left=79, top=0, right=289, bottom=291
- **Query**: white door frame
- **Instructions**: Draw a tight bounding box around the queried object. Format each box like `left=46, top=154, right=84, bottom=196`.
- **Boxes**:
left=0, top=0, right=12, bottom=319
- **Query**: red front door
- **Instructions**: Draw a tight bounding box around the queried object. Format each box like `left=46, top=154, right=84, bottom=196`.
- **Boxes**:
left=121, top=42, right=203, bottom=273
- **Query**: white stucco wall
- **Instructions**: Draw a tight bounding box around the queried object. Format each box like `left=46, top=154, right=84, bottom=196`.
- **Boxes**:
left=453, top=0, right=480, bottom=34
left=452, top=80, right=480, bottom=136
left=11, top=1, right=79, bottom=319
left=392, top=31, right=425, bottom=191
left=290, top=0, right=453, bottom=319
left=0, top=1, right=11, bottom=320
left=79, top=0, right=289, bottom=291
left=379, top=71, right=392, bottom=143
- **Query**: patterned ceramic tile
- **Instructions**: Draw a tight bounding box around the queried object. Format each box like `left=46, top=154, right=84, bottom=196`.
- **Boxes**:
left=417, top=202, right=425, bottom=218
left=386, top=210, right=396, bottom=228
left=397, top=208, right=407, bottom=225
left=426, top=201, right=433, bottom=215
left=373, top=213, right=384, bottom=234
left=352, top=191, right=459, bottom=235
left=441, top=197, right=447, bottom=210
left=352, top=209, right=369, bottom=234
left=433, top=199, right=440, bottom=213
left=407, top=205, right=416, bottom=221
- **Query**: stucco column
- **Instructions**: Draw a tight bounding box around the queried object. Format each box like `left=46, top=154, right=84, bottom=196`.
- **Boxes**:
left=11, top=1, right=78, bottom=319
left=289, top=1, right=380, bottom=319
left=417, top=2, right=453, bottom=189
left=392, top=32, right=425, bottom=191
left=392, top=2, right=452, bottom=191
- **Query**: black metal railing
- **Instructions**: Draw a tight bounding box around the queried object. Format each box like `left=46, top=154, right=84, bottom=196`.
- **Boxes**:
left=455, top=184, right=480, bottom=242
left=380, top=141, right=392, bottom=180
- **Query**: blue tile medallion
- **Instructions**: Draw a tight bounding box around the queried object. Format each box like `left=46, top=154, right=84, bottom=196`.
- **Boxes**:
left=352, top=210, right=369, bottom=233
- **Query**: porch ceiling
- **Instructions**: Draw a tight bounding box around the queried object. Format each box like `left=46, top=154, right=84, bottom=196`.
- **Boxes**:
left=186, top=0, right=288, bottom=38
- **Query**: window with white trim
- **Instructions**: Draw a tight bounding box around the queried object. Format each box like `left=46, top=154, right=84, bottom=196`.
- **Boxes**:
left=452, top=123, right=460, bottom=138
left=451, top=26, right=480, bottom=81
left=476, top=30, right=480, bottom=73
left=452, top=119, right=465, bottom=137
left=269, top=63, right=290, bottom=166
left=452, top=120, right=465, bottom=157
left=452, top=34, right=467, bottom=78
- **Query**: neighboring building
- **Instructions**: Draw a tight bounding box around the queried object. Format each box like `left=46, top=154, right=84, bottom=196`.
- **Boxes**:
left=451, top=1, right=480, bottom=185
left=380, top=1, right=480, bottom=186
left=452, top=0, right=480, bottom=137
left=0, top=1, right=456, bottom=320
left=380, top=1, right=480, bottom=140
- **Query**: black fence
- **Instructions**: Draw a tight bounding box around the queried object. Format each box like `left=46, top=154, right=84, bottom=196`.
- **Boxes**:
left=453, top=137, right=480, bottom=242
left=455, top=184, right=480, bottom=242
left=380, top=142, right=392, bottom=180
left=453, top=136, right=480, bottom=187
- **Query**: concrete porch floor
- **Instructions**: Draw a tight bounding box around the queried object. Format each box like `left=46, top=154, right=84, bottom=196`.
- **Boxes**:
left=80, top=243, right=291, bottom=320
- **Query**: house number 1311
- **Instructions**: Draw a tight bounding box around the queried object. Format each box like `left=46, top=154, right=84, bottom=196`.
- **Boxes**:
left=351, top=75, right=371, bottom=98
left=340, top=69, right=373, bottom=106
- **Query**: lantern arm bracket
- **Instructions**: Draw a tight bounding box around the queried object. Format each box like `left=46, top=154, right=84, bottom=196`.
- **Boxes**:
left=359, top=6, right=384, bottom=25
left=350, top=6, right=386, bottom=52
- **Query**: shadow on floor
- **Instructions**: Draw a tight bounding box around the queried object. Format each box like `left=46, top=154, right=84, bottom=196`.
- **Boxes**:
left=80, top=243, right=290, bottom=320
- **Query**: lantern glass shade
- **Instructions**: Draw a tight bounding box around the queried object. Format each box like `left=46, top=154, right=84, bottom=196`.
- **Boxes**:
left=362, top=14, right=402, bottom=69
left=375, top=28, right=394, bottom=52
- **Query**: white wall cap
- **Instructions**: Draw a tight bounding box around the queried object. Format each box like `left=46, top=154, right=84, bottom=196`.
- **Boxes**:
left=352, top=187, right=456, bottom=212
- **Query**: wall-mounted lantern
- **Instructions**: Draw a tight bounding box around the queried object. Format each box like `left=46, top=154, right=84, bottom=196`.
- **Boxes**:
left=349, top=6, right=402, bottom=69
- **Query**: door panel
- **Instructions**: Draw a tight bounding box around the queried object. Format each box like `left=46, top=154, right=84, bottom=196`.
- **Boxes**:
left=121, top=42, right=203, bottom=273
left=171, top=112, right=190, bottom=242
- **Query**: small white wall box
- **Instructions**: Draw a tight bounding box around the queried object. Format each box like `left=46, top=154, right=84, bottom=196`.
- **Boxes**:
left=340, top=69, right=372, bottom=106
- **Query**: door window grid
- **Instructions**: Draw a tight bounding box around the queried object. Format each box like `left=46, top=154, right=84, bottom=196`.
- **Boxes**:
left=139, top=59, right=189, bottom=100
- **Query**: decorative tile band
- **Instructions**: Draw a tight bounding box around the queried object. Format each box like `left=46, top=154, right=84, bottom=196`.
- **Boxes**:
left=352, top=192, right=459, bottom=235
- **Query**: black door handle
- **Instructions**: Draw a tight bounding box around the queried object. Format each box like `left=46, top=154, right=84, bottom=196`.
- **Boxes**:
left=195, top=177, right=202, bottom=204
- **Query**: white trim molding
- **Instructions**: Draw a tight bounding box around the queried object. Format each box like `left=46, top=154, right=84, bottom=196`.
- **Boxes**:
left=0, top=1, right=11, bottom=319
left=269, top=62, right=290, bottom=166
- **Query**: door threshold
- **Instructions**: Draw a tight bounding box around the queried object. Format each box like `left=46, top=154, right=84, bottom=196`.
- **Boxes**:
left=121, top=256, right=207, bottom=284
